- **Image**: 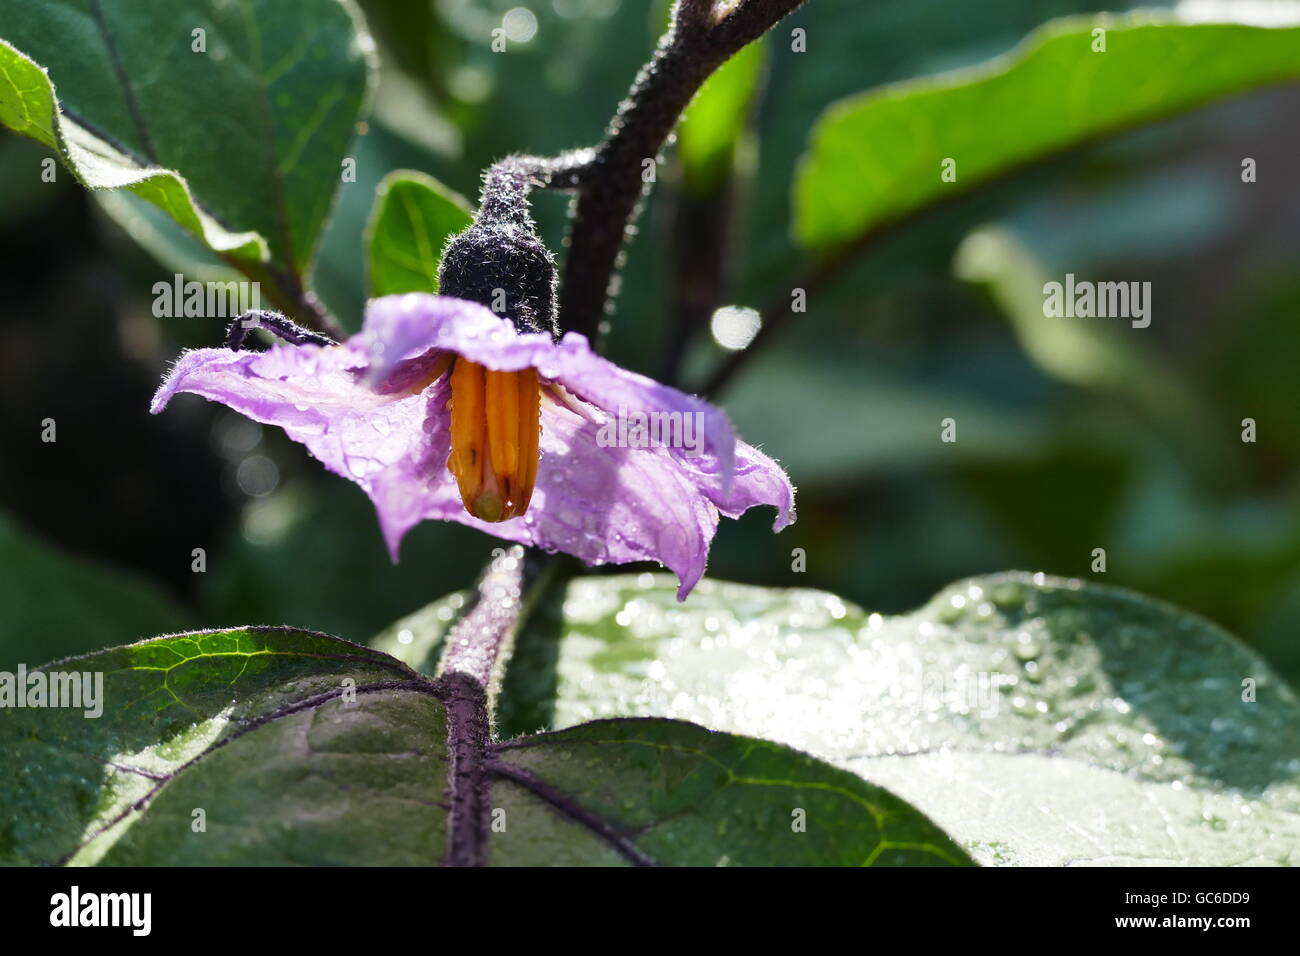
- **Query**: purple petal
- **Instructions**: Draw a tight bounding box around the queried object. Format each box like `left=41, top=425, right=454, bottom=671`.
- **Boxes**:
left=151, top=343, right=435, bottom=507
left=152, top=293, right=796, bottom=598
left=525, top=393, right=721, bottom=598
left=362, top=294, right=790, bottom=514
left=358, top=384, right=781, bottom=599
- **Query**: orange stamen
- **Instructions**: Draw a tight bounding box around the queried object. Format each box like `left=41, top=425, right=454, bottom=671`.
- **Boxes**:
left=447, top=358, right=541, bottom=522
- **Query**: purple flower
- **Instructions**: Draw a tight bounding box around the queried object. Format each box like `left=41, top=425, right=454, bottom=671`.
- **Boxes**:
left=152, top=294, right=795, bottom=598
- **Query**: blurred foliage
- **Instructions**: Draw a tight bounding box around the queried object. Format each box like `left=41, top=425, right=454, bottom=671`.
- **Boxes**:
left=678, top=37, right=767, bottom=195
left=198, top=475, right=496, bottom=643
left=0, top=511, right=192, bottom=671
left=1, top=0, right=1298, bottom=692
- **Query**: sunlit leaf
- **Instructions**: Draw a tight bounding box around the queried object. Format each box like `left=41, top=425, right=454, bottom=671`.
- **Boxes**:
left=0, top=0, right=372, bottom=291
left=795, top=14, right=1300, bottom=249
left=1, top=626, right=968, bottom=866
left=364, top=169, right=472, bottom=296
left=500, top=572, right=1300, bottom=865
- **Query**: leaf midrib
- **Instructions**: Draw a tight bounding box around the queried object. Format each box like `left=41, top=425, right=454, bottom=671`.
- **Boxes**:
left=52, top=664, right=666, bottom=867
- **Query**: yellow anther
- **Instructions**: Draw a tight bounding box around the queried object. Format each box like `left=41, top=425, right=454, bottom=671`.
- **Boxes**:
left=447, top=358, right=541, bottom=522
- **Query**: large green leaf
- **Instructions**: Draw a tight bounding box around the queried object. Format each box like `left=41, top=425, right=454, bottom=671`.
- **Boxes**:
left=794, top=13, right=1300, bottom=249
left=364, top=169, right=472, bottom=297
left=0, top=0, right=372, bottom=287
left=0, top=627, right=969, bottom=866
left=499, top=572, right=1300, bottom=866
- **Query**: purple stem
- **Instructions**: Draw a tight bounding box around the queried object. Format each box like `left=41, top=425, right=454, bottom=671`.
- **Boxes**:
left=559, top=0, right=810, bottom=340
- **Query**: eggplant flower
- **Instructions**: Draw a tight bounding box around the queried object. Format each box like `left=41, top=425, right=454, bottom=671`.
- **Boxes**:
left=152, top=294, right=794, bottom=598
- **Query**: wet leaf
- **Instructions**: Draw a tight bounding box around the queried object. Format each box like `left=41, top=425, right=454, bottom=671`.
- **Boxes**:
left=0, top=627, right=968, bottom=866
left=501, top=572, right=1300, bottom=865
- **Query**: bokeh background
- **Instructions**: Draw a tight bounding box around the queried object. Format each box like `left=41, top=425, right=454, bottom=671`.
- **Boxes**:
left=2, top=0, right=1298, bottom=687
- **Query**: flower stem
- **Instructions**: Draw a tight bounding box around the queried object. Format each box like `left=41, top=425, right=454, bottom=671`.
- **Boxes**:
left=441, top=152, right=594, bottom=336
left=439, top=2, right=808, bottom=700
left=559, top=0, right=810, bottom=341
left=478, top=151, right=594, bottom=226
left=437, top=546, right=560, bottom=712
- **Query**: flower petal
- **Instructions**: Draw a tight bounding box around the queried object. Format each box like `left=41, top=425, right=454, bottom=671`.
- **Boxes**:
left=525, top=395, right=721, bottom=598
left=362, top=293, right=793, bottom=523
left=357, top=390, right=722, bottom=599
left=153, top=293, right=796, bottom=599
left=150, top=343, right=433, bottom=504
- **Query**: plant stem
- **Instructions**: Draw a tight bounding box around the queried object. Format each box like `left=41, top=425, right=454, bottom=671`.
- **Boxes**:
left=559, top=0, right=809, bottom=340
left=218, top=252, right=347, bottom=341
left=439, top=2, right=809, bottom=700
left=437, top=546, right=558, bottom=702
left=434, top=548, right=553, bottom=868
left=480, top=151, right=594, bottom=218
left=289, top=286, right=346, bottom=341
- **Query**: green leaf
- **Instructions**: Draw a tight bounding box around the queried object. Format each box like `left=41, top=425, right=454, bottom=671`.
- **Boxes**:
left=364, top=169, right=473, bottom=297
left=794, top=14, right=1300, bottom=249
left=0, top=511, right=192, bottom=672
left=0, top=0, right=372, bottom=284
left=678, top=38, right=766, bottom=194
left=500, top=572, right=1300, bottom=866
left=1, top=627, right=969, bottom=866
left=489, top=719, right=969, bottom=866
left=0, top=37, right=261, bottom=261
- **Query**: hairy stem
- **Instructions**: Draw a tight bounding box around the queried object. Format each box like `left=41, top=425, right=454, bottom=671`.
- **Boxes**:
left=437, top=546, right=557, bottom=706
left=433, top=4, right=807, bottom=768
left=441, top=151, right=594, bottom=336
left=439, top=670, right=493, bottom=866
left=480, top=151, right=594, bottom=224
left=434, top=547, right=567, bottom=867
left=559, top=0, right=809, bottom=340
left=283, top=279, right=346, bottom=341
left=217, top=251, right=347, bottom=340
